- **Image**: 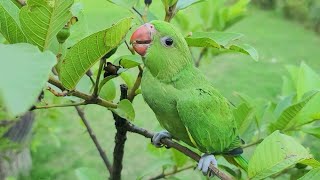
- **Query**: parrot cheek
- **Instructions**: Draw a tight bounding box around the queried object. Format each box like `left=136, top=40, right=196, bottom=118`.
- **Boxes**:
left=133, top=44, right=149, bottom=56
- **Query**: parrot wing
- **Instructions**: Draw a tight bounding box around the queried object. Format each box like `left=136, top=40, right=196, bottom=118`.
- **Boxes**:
left=176, top=87, right=240, bottom=154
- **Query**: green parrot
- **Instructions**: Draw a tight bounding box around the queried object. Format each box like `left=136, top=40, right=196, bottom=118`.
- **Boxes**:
left=130, top=20, right=247, bottom=175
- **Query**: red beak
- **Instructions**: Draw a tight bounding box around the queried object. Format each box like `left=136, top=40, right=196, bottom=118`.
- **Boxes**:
left=130, top=23, right=155, bottom=56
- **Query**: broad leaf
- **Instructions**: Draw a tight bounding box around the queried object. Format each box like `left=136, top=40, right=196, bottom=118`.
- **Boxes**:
left=273, top=94, right=294, bottom=119
left=233, top=102, right=254, bottom=135
left=112, top=99, right=135, bottom=121
left=120, top=71, right=135, bottom=89
left=248, top=131, right=313, bottom=180
left=0, top=0, right=27, bottom=43
left=176, top=0, right=205, bottom=11
left=300, top=158, right=320, bottom=168
left=0, top=43, right=56, bottom=117
left=281, top=76, right=296, bottom=96
left=298, top=168, right=320, bottom=180
left=99, top=79, right=116, bottom=101
left=161, top=0, right=178, bottom=8
left=116, top=55, right=142, bottom=68
left=59, top=17, right=132, bottom=90
left=229, top=43, right=259, bottom=61
left=302, top=126, right=320, bottom=139
left=107, top=0, right=139, bottom=9
left=186, top=32, right=243, bottom=48
left=268, top=91, right=318, bottom=132
left=75, top=167, right=104, bottom=180
left=20, top=0, right=73, bottom=51
left=296, top=62, right=320, bottom=101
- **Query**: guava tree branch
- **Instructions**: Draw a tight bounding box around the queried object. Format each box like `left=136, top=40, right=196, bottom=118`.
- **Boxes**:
left=111, top=84, right=129, bottom=180
left=75, top=106, right=113, bottom=174
left=126, top=123, right=232, bottom=180
left=32, top=101, right=87, bottom=110
left=195, top=48, right=208, bottom=68
left=92, top=59, right=105, bottom=98
left=149, top=165, right=194, bottom=180
left=48, top=76, right=117, bottom=108
left=128, top=65, right=143, bottom=101
left=242, top=139, right=263, bottom=149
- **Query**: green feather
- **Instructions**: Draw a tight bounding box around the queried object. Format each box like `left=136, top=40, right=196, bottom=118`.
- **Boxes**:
left=141, top=20, right=243, bottom=166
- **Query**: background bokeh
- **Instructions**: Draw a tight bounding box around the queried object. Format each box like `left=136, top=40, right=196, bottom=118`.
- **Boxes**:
left=4, top=0, right=320, bottom=179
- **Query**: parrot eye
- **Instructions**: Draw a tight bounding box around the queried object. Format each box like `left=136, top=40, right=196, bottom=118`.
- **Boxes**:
left=161, top=37, right=174, bottom=47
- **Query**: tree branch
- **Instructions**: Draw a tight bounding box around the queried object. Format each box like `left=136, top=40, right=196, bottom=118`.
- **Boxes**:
left=32, top=101, right=87, bottom=110
left=126, top=123, right=232, bottom=180
left=75, top=106, right=113, bottom=174
left=93, top=59, right=105, bottom=98
left=127, top=66, right=143, bottom=102
left=241, top=139, right=263, bottom=149
left=111, top=84, right=129, bottom=180
left=149, top=165, right=194, bottom=180
left=195, top=48, right=208, bottom=68
left=164, top=3, right=177, bottom=22
left=48, top=76, right=117, bottom=109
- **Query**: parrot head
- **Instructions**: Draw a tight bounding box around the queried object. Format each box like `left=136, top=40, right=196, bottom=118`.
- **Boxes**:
left=130, top=20, right=193, bottom=80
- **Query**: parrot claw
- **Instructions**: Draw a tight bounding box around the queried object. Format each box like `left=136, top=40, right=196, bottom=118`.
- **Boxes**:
left=197, top=153, right=217, bottom=177
left=152, top=130, right=172, bottom=148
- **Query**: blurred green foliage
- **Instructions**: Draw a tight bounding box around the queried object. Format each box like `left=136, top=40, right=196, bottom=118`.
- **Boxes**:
left=0, top=0, right=320, bottom=179
left=253, top=0, right=320, bottom=34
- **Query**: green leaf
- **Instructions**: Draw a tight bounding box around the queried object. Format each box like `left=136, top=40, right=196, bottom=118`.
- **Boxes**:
left=0, top=43, right=56, bottom=117
left=302, top=126, right=320, bottom=139
left=99, top=79, right=116, bottom=101
left=112, top=99, right=135, bottom=121
left=233, top=102, right=254, bottom=135
left=107, top=0, right=139, bottom=9
left=268, top=91, right=318, bottom=132
left=273, top=94, right=294, bottom=119
left=19, top=0, right=74, bottom=51
left=229, top=43, right=259, bottom=61
left=281, top=76, right=296, bottom=96
left=176, top=0, right=205, bottom=11
left=75, top=167, right=104, bottom=180
left=161, top=0, right=178, bottom=8
left=185, top=32, right=243, bottom=48
left=59, top=17, right=132, bottom=90
left=300, top=158, right=320, bottom=168
left=248, top=131, right=313, bottom=180
left=298, top=168, right=320, bottom=180
left=116, top=55, right=142, bottom=69
left=296, top=62, right=320, bottom=101
left=120, top=71, right=135, bottom=89
left=0, top=0, right=27, bottom=43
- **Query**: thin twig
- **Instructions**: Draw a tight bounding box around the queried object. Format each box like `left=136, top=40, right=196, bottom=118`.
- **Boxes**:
left=47, top=86, right=68, bottom=97
left=32, top=101, right=87, bottom=110
left=132, top=7, right=143, bottom=18
left=93, top=59, right=105, bottom=98
left=241, top=139, right=263, bottom=149
left=48, top=76, right=117, bottom=108
left=149, top=165, right=194, bottom=180
left=111, top=84, right=129, bottom=180
left=128, top=65, right=143, bottom=101
left=75, top=106, right=113, bottom=174
left=164, top=2, right=177, bottom=22
left=142, top=5, right=149, bottom=23
left=125, top=40, right=135, bottom=55
left=195, top=48, right=208, bottom=67
left=126, top=123, right=232, bottom=180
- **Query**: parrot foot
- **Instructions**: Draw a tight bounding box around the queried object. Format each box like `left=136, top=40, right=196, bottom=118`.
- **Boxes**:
left=197, top=153, right=217, bottom=177
left=151, top=130, right=172, bottom=148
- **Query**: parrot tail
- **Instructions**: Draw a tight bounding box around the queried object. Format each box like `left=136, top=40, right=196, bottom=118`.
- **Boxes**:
left=224, top=155, right=248, bottom=172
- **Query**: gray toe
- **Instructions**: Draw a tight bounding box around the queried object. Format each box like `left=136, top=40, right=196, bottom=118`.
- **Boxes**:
left=152, top=130, right=172, bottom=148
